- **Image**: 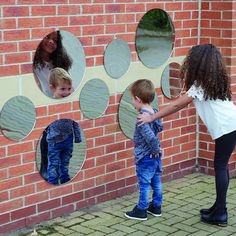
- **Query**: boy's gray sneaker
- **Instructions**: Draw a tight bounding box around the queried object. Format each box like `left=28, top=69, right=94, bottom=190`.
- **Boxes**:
left=125, top=205, right=147, bottom=220
left=147, top=204, right=162, bottom=216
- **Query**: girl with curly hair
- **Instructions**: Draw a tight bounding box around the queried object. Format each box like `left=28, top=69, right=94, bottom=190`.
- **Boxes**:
left=138, top=44, right=236, bottom=227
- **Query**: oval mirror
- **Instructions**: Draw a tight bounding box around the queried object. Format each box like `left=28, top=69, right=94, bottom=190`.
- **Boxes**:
left=36, top=119, right=86, bottom=185
left=0, top=96, right=36, bottom=140
left=161, top=62, right=183, bottom=99
left=79, top=79, right=109, bottom=119
left=33, top=30, right=85, bottom=99
left=135, top=8, right=175, bottom=68
left=118, top=83, right=159, bottom=139
left=104, top=38, right=131, bottom=79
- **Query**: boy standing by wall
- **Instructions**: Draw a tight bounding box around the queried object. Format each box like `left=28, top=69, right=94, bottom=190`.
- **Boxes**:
left=125, top=79, right=163, bottom=220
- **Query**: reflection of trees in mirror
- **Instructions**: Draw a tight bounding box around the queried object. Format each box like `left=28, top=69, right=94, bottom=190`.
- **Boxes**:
left=136, top=8, right=174, bottom=68
left=36, top=119, right=86, bottom=185
left=138, top=9, right=173, bottom=33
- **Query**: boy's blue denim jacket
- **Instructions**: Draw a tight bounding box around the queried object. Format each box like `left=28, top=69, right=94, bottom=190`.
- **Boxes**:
left=134, top=108, right=163, bottom=163
left=46, top=119, right=82, bottom=145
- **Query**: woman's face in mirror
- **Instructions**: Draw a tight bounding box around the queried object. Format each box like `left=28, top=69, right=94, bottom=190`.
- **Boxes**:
left=41, top=31, right=58, bottom=55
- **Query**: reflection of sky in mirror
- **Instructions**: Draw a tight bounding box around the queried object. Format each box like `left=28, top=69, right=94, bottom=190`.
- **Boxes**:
left=80, top=79, right=109, bottom=119
left=119, top=84, right=159, bottom=140
left=36, top=126, right=86, bottom=183
left=0, top=96, right=36, bottom=140
left=60, top=30, right=86, bottom=90
left=104, top=38, right=131, bottom=79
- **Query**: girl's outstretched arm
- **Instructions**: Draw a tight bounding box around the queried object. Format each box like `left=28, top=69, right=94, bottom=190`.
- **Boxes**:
left=137, top=93, right=193, bottom=125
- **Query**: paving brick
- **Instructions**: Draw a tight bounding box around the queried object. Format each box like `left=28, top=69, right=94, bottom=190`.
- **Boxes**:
left=53, top=226, right=74, bottom=235
left=70, top=225, right=94, bottom=234
left=111, top=224, right=136, bottom=234
left=60, top=217, right=85, bottom=227
left=189, top=231, right=209, bottom=236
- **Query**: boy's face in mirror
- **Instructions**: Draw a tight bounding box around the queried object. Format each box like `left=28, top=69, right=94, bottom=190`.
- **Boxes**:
left=51, top=79, right=72, bottom=99
left=42, top=31, right=58, bottom=54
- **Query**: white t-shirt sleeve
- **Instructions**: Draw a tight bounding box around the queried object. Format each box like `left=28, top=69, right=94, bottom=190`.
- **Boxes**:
left=187, top=84, right=204, bottom=101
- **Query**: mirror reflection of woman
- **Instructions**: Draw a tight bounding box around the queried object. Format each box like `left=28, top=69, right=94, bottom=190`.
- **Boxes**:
left=33, top=30, right=73, bottom=98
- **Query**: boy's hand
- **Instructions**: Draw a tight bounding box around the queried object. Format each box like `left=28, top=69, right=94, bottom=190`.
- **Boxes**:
left=137, top=112, right=153, bottom=126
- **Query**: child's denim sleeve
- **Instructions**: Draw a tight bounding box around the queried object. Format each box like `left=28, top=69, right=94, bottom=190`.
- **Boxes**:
left=73, top=121, right=82, bottom=143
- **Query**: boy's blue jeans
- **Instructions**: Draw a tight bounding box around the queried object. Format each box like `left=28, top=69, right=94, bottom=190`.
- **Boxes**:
left=47, top=134, right=73, bottom=184
left=136, top=156, right=162, bottom=210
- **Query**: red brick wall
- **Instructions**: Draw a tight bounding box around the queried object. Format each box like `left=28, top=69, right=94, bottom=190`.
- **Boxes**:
left=0, top=0, right=235, bottom=234
left=198, top=1, right=236, bottom=175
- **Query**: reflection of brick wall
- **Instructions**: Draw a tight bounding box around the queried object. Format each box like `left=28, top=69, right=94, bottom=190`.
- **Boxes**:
left=0, top=0, right=235, bottom=234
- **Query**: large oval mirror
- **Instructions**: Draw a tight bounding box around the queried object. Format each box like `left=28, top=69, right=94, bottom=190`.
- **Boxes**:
left=161, top=62, right=183, bottom=99
left=135, top=8, right=175, bottom=68
left=79, top=79, right=109, bottom=119
left=0, top=96, right=36, bottom=140
left=36, top=119, right=86, bottom=185
left=33, top=30, right=85, bottom=99
left=118, top=83, right=159, bottom=139
left=104, top=38, right=131, bottom=79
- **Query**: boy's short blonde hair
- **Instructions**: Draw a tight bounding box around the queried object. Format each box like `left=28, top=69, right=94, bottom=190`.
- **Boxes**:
left=49, top=67, right=72, bottom=87
left=130, top=79, right=155, bottom=104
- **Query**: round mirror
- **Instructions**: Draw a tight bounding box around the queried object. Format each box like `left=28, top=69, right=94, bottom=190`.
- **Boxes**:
left=104, top=38, right=131, bottom=79
left=135, top=8, right=175, bottom=68
left=0, top=96, right=36, bottom=141
left=33, top=30, right=85, bottom=99
left=36, top=119, right=86, bottom=185
left=118, top=83, right=159, bottom=139
left=79, top=79, right=109, bottom=119
left=161, top=62, right=183, bottom=99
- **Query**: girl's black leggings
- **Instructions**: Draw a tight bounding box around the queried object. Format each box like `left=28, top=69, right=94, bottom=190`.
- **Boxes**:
left=214, top=130, right=236, bottom=211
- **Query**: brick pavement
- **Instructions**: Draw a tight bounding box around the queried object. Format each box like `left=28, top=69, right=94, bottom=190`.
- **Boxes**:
left=12, top=173, right=236, bottom=236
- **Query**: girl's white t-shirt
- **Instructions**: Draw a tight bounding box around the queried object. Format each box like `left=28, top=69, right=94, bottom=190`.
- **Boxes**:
left=187, top=84, right=236, bottom=140
left=34, top=62, right=54, bottom=98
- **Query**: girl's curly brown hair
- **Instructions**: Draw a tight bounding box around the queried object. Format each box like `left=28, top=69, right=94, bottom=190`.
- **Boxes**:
left=180, top=44, right=231, bottom=101
left=33, top=30, right=72, bottom=71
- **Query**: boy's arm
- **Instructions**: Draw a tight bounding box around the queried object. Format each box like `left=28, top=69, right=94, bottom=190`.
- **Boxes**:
left=138, top=124, right=161, bottom=156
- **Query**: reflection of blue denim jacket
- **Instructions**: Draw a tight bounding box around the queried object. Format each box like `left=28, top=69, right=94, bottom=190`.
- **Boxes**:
left=134, top=108, right=163, bottom=163
left=46, top=119, right=82, bottom=145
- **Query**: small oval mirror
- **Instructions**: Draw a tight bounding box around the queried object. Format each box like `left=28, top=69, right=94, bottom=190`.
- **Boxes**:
left=135, top=8, right=175, bottom=68
left=79, top=79, right=109, bottom=119
left=161, top=62, right=183, bottom=99
left=0, top=96, right=36, bottom=140
left=104, top=38, right=131, bottom=79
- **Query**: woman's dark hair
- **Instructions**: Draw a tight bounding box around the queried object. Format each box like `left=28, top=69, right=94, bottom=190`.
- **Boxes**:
left=180, top=44, right=231, bottom=100
left=33, top=30, right=73, bottom=71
